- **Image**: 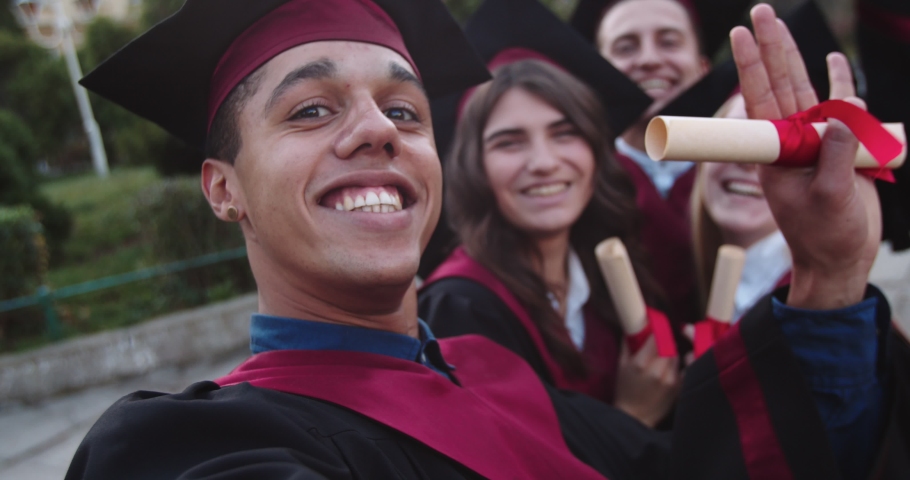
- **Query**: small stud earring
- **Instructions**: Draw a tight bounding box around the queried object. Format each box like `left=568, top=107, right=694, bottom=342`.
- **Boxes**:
left=226, top=206, right=239, bottom=221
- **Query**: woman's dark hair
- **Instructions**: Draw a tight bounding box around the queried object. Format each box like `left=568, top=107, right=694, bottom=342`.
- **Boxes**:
left=445, top=60, right=659, bottom=377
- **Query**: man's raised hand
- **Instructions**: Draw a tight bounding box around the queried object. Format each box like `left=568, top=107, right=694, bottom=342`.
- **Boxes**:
left=731, top=4, right=881, bottom=310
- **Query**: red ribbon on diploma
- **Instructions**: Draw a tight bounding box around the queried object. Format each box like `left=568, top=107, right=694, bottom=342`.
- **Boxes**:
left=770, top=99, right=902, bottom=182
left=692, top=317, right=731, bottom=359
left=626, top=307, right=677, bottom=358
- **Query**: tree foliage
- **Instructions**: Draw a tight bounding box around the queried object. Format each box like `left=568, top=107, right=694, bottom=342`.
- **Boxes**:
left=0, top=109, right=72, bottom=263
left=0, top=30, right=80, bottom=163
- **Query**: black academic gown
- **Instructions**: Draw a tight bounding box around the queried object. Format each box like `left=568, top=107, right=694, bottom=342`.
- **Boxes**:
left=65, top=288, right=910, bottom=480
left=419, top=273, right=621, bottom=403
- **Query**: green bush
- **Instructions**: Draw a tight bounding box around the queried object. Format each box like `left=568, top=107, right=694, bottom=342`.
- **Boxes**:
left=0, top=109, right=39, bottom=198
left=0, top=109, right=73, bottom=263
left=4, top=42, right=80, bottom=163
left=0, top=205, right=46, bottom=297
left=135, top=176, right=254, bottom=305
left=0, top=205, right=47, bottom=342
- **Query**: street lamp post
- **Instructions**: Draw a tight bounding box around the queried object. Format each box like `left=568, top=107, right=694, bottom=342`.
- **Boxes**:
left=12, top=0, right=110, bottom=178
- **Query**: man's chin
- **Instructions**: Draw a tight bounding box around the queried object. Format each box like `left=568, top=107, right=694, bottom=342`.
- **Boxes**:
left=330, top=250, right=421, bottom=288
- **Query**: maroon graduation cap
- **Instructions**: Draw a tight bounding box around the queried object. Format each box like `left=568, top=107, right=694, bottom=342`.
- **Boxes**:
left=79, top=0, right=491, bottom=152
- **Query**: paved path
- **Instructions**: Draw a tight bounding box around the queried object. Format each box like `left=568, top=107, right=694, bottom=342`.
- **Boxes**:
left=1, top=245, right=909, bottom=480
left=0, top=349, right=248, bottom=480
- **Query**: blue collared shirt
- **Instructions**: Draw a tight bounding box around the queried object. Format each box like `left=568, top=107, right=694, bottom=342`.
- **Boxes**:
left=615, top=137, right=694, bottom=198
left=250, top=314, right=454, bottom=379
left=774, top=296, right=884, bottom=480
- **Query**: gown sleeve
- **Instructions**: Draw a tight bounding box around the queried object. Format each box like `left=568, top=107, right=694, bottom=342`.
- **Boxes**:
left=669, top=285, right=910, bottom=480
left=64, top=382, right=352, bottom=480
left=551, top=285, right=909, bottom=480
left=548, top=386, right=673, bottom=479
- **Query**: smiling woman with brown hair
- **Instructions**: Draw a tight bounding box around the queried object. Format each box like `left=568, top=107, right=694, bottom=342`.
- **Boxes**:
left=419, top=56, right=680, bottom=427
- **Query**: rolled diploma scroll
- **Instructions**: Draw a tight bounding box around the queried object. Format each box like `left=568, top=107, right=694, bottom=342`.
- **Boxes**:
left=645, top=117, right=906, bottom=168
left=705, top=245, right=746, bottom=323
left=595, top=238, right=647, bottom=335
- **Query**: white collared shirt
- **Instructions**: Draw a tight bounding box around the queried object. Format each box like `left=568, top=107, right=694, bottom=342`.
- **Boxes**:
left=615, top=137, right=694, bottom=199
left=733, top=231, right=792, bottom=322
left=548, top=250, right=591, bottom=350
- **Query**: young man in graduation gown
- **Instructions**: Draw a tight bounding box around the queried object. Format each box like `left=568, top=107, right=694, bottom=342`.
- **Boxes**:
left=65, top=1, right=910, bottom=479
left=573, top=0, right=735, bottom=326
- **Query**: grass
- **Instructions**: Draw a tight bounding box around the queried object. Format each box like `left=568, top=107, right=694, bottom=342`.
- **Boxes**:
left=0, top=166, right=254, bottom=354
left=42, top=166, right=159, bottom=263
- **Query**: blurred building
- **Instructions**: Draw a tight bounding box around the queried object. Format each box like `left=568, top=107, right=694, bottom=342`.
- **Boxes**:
left=17, top=0, right=141, bottom=47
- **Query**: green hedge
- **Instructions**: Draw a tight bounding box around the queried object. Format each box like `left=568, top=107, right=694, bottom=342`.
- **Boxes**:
left=134, top=177, right=254, bottom=305
left=0, top=109, right=73, bottom=264
left=0, top=205, right=47, bottom=342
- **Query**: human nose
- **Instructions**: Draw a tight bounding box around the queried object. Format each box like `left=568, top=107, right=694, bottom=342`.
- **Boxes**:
left=635, top=39, right=662, bottom=69
left=335, top=99, right=402, bottom=160
left=526, top=138, right=560, bottom=174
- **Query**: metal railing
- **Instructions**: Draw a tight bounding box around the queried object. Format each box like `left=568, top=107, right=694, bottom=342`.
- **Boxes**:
left=0, top=247, right=248, bottom=339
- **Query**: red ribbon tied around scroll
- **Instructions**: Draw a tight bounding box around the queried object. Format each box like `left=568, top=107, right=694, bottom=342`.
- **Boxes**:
left=692, top=317, right=731, bottom=359
left=770, top=99, right=903, bottom=182
left=626, top=307, right=677, bottom=358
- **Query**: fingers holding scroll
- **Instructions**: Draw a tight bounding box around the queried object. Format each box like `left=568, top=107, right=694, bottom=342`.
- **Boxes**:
left=731, top=4, right=880, bottom=310
left=731, top=5, right=822, bottom=119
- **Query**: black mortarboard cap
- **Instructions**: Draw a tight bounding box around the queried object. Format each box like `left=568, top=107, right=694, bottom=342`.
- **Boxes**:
left=79, top=0, right=490, bottom=152
left=658, top=0, right=840, bottom=118
left=569, top=0, right=751, bottom=59
left=433, top=0, right=652, bottom=152
left=858, top=0, right=910, bottom=249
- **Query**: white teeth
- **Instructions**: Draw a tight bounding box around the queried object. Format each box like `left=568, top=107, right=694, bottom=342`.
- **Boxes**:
left=724, top=180, right=763, bottom=197
left=526, top=183, right=569, bottom=196
left=331, top=189, right=404, bottom=213
left=639, top=78, right=670, bottom=90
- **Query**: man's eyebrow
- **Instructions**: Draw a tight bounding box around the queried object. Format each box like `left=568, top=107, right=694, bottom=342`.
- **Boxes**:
left=388, top=62, right=425, bottom=93
left=264, top=59, right=337, bottom=114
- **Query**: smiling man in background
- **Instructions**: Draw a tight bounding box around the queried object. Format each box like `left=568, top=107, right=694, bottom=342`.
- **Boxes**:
left=591, top=0, right=714, bottom=326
